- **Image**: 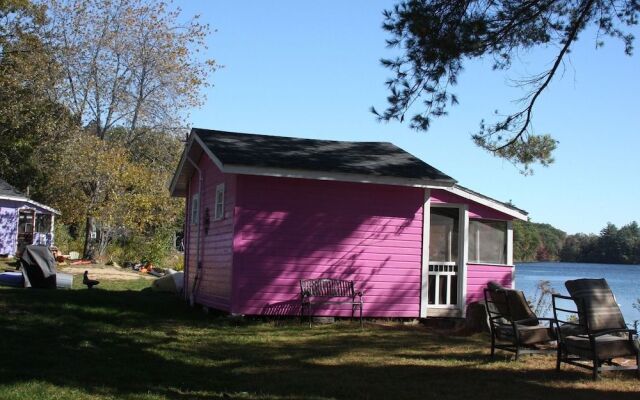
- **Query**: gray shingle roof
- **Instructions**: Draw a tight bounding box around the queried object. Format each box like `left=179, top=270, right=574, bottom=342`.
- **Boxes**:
left=0, top=178, right=26, bottom=199
left=193, top=128, right=456, bottom=182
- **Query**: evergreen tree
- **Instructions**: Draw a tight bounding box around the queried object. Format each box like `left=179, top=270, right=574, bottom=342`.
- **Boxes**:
left=374, top=0, right=639, bottom=172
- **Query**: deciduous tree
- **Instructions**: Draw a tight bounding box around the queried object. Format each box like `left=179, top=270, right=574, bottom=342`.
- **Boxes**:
left=46, top=131, right=182, bottom=259
left=46, top=0, right=216, bottom=141
left=0, top=0, right=73, bottom=194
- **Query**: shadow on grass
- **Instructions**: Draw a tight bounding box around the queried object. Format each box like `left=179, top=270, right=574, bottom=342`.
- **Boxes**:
left=0, top=287, right=637, bottom=400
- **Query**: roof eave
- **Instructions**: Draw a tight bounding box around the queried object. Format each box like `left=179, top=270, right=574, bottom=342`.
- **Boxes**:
left=445, top=185, right=528, bottom=221
left=0, top=195, right=61, bottom=215
left=170, top=131, right=228, bottom=197
left=169, top=132, right=196, bottom=197
left=223, top=164, right=456, bottom=189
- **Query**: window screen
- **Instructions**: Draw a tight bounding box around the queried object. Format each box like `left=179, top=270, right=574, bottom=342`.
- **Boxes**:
left=190, top=193, right=199, bottom=225
left=429, top=207, right=459, bottom=262
left=214, top=184, right=225, bottom=220
left=35, top=214, right=52, bottom=233
left=468, top=220, right=507, bottom=264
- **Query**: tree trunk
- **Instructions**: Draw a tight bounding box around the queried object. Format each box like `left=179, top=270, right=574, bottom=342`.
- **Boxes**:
left=83, top=215, right=97, bottom=260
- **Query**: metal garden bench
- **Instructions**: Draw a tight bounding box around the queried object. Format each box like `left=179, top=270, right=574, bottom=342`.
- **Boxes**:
left=300, top=278, right=364, bottom=327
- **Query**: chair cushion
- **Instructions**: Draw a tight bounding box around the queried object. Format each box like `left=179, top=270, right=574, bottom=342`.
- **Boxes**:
left=565, top=279, right=627, bottom=332
left=558, top=323, right=585, bottom=337
left=496, top=324, right=555, bottom=345
left=564, top=334, right=638, bottom=360
left=506, top=290, right=539, bottom=325
left=486, top=282, right=538, bottom=326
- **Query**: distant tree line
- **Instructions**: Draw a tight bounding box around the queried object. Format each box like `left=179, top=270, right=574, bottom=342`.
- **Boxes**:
left=513, top=221, right=566, bottom=262
left=514, top=220, right=640, bottom=265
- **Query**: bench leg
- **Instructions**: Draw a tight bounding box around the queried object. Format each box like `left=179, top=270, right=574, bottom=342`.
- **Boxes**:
left=359, top=303, right=363, bottom=328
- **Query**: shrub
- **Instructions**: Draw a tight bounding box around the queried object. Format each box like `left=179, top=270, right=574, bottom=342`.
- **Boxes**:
left=54, top=223, right=84, bottom=254
left=105, top=228, right=180, bottom=267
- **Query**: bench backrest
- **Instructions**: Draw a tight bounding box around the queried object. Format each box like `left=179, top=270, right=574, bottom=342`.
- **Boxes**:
left=300, top=278, right=354, bottom=297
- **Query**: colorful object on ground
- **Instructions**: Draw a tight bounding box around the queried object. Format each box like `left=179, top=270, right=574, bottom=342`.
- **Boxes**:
left=0, top=271, right=24, bottom=287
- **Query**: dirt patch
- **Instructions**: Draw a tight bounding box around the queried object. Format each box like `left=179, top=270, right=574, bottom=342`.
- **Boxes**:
left=59, top=264, right=154, bottom=281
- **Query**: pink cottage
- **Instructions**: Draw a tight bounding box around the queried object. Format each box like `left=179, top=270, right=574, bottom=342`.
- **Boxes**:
left=170, top=129, right=527, bottom=318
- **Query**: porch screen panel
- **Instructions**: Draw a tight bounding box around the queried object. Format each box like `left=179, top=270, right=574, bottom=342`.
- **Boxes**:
left=468, top=220, right=507, bottom=264
left=429, top=208, right=458, bottom=262
left=428, top=208, right=459, bottom=306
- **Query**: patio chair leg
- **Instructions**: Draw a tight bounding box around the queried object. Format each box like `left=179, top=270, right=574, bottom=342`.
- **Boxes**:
left=308, top=304, right=313, bottom=328
left=592, top=360, right=599, bottom=381
left=515, top=348, right=520, bottom=361
left=490, top=335, right=495, bottom=360
left=359, top=304, right=363, bottom=328
left=555, top=345, right=561, bottom=372
left=636, top=353, right=639, bottom=379
left=351, top=304, right=355, bottom=322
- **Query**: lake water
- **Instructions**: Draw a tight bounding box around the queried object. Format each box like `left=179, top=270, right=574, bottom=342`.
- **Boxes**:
left=515, top=262, right=640, bottom=324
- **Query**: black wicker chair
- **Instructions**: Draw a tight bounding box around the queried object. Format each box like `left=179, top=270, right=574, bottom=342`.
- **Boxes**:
left=484, top=282, right=556, bottom=360
left=552, top=278, right=639, bottom=380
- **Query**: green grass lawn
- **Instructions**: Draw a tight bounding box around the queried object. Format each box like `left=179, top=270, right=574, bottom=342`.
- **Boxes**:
left=0, top=278, right=638, bottom=400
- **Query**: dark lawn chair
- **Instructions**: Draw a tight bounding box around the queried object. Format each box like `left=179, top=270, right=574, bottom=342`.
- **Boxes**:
left=484, top=282, right=556, bottom=360
left=552, top=278, right=639, bottom=380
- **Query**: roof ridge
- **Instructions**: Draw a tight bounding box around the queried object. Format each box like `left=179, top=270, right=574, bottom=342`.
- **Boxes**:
left=192, top=128, right=396, bottom=146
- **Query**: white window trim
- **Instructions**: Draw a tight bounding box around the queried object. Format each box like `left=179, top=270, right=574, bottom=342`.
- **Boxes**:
left=214, top=183, right=225, bottom=221
left=467, top=219, right=509, bottom=266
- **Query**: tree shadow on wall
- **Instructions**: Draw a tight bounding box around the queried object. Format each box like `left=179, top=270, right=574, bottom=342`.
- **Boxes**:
left=229, top=179, right=426, bottom=318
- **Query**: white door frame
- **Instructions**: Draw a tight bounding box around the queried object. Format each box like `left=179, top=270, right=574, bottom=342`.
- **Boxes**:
left=420, top=191, right=468, bottom=318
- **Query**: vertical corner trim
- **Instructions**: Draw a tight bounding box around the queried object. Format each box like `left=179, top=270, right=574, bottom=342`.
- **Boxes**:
left=507, top=220, right=514, bottom=288
left=420, top=189, right=431, bottom=319
left=460, top=206, right=469, bottom=317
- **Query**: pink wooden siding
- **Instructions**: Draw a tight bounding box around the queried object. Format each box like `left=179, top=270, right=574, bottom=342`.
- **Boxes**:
left=185, top=155, right=236, bottom=311
left=466, top=263, right=514, bottom=304
left=430, top=189, right=513, bottom=220
left=231, top=175, right=424, bottom=317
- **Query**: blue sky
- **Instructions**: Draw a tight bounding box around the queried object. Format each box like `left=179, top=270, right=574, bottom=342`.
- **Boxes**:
left=179, top=1, right=639, bottom=235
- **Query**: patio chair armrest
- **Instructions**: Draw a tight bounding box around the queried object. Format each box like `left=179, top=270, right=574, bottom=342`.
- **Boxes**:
left=513, top=317, right=544, bottom=326
left=532, top=317, right=557, bottom=328
left=590, top=328, right=637, bottom=338
left=356, top=290, right=365, bottom=298
left=552, top=294, right=574, bottom=301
